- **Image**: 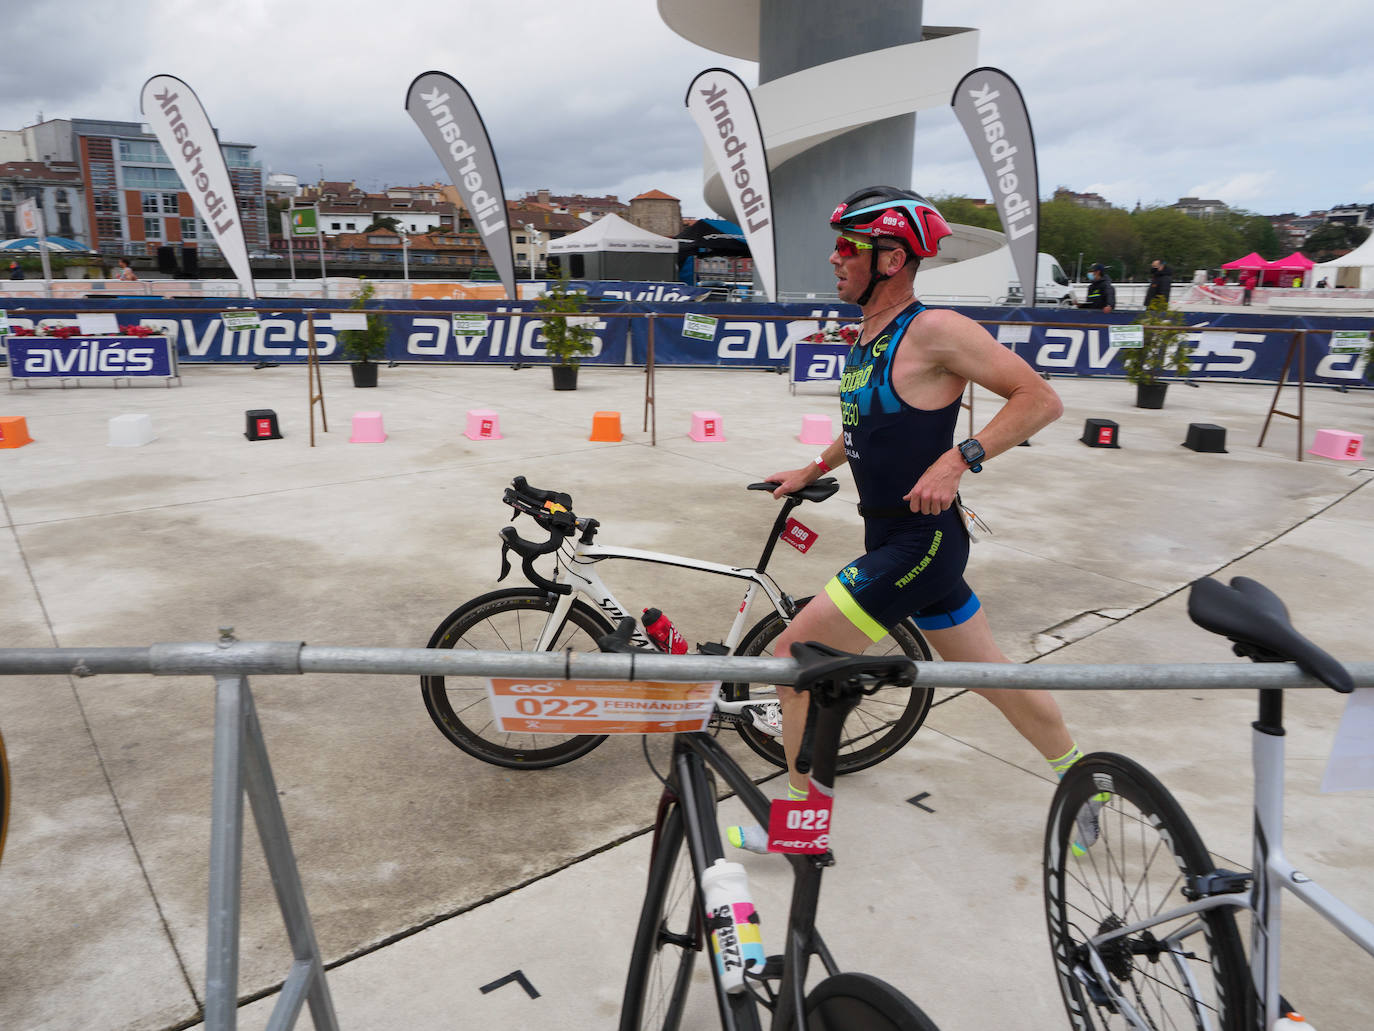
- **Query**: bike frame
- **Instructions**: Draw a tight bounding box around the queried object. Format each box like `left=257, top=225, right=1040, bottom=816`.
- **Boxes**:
left=662, top=714, right=848, bottom=1029
left=1082, top=689, right=1374, bottom=1030
left=530, top=536, right=794, bottom=713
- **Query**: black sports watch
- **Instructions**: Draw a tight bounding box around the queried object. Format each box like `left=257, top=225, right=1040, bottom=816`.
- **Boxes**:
left=957, top=438, right=985, bottom=473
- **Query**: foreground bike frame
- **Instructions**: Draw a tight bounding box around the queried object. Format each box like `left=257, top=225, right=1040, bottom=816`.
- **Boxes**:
left=1045, top=577, right=1373, bottom=1030
left=620, top=644, right=938, bottom=1031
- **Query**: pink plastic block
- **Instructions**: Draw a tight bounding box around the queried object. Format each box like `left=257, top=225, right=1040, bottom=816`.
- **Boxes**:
left=1307, top=428, right=1364, bottom=461
left=689, top=410, right=725, bottom=442
left=464, top=409, right=502, bottom=440
left=349, top=411, right=387, bottom=444
left=799, top=414, right=833, bottom=445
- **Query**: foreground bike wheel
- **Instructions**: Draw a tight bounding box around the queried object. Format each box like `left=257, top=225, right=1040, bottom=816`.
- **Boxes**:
left=0, top=727, right=8, bottom=868
left=421, top=588, right=614, bottom=769
left=1044, top=753, right=1248, bottom=1031
left=731, top=597, right=933, bottom=775
left=621, top=803, right=760, bottom=1030
left=790, top=972, right=941, bottom=1030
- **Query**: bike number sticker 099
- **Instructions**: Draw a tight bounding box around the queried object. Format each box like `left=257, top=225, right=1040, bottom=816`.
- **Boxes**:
left=485, top=678, right=718, bottom=734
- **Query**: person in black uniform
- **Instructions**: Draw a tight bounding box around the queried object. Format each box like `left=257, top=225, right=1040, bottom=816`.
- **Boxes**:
left=1143, top=259, right=1172, bottom=308
left=727, top=187, right=1100, bottom=856
left=1081, top=262, right=1115, bottom=313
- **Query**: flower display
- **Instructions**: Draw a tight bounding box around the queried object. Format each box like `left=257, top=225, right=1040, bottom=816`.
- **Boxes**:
left=804, top=322, right=860, bottom=346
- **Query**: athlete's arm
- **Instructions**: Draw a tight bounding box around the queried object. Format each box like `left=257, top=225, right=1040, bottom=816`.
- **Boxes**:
left=766, top=438, right=847, bottom=499
left=898, top=310, right=1062, bottom=514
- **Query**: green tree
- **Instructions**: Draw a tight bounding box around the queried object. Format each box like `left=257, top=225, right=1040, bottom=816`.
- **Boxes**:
left=337, top=277, right=390, bottom=363
left=1039, top=199, right=1100, bottom=279
left=930, top=195, right=1002, bottom=232
left=363, top=216, right=402, bottom=234
left=534, top=274, right=596, bottom=368
left=1303, top=222, right=1371, bottom=262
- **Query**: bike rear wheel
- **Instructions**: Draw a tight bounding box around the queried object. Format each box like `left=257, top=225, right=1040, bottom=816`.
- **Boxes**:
left=1044, top=753, right=1248, bottom=1031
left=731, top=597, right=933, bottom=775
left=421, top=588, right=613, bottom=769
left=789, top=972, right=941, bottom=1030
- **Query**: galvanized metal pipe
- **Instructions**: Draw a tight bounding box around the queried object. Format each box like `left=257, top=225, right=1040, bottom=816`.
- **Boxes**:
left=0, top=644, right=1370, bottom=691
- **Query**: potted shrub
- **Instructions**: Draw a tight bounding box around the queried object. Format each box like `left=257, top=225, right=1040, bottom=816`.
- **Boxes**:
left=1122, top=298, right=1192, bottom=408
left=337, top=277, right=389, bottom=387
left=534, top=275, right=596, bottom=390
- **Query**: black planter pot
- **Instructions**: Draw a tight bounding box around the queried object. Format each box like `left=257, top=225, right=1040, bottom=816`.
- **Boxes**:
left=350, top=361, right=378, bottom=388
left=1135, top=381, right=1167, bottom=409
left=551, top=363, right=578, bottom=390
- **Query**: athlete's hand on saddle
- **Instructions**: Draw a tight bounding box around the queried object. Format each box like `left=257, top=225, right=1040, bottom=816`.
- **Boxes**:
left=903, top=455, right=963, bottom=515
left=764, top=467, right=815, bottom=499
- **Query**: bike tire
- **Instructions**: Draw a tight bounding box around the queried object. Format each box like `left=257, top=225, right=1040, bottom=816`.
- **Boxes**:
left=620, top=803, right=761, bottom=1031
left=0, top=727, right=8, bottom=868
left=421, top=588, right=613, bottom=769
left=1044, top=752, right=1248, bottom=1031
left=730, top=597, right=933, bottom=775
left=787, top=972, right=941, bottom=1030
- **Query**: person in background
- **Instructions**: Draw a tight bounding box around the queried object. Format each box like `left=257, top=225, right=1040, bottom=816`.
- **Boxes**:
left=1144, top=259, right=1172, bottom=307
left=8, top=261, right=23, bottom=280
left=1240, top=270, right=1257, bottom=306
left=115, top=258, right=138, bottom=282
left=1080, top=262, right=1114, bottom=313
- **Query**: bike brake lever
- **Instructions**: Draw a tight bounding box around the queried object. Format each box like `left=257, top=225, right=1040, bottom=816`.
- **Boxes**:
left=497, top=539, right=513, bottom=584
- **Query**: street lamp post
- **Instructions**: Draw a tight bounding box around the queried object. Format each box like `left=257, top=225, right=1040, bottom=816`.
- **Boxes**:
left=521, top=221, right=543, bottom=279
left=399, top=227, right=410, bottom=285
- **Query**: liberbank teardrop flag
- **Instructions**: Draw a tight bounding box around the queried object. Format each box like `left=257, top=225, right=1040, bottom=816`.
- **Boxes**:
left=406, top=71, right=515, bottom=301
left=951, top=67, right=1038, bottom=305
left=140, top=75, right=255, bottom=298
left=685, top=68, right=776, bottom=302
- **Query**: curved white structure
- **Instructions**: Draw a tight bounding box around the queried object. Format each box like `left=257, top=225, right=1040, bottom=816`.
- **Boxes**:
left=660, top=1, right=980, bottom=296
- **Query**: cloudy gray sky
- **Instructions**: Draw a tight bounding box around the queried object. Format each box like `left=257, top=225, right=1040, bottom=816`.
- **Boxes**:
left=4, top=1, right=1371, bottom=220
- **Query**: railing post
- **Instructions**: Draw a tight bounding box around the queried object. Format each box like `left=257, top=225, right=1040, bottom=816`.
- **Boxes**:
left=205, top=674, right=248, bottom=1030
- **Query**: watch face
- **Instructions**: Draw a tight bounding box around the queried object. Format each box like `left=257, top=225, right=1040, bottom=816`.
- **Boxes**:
left=960, top=439, right=984, bottom=464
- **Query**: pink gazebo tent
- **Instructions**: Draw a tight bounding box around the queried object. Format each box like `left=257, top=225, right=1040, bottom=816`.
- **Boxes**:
left=1262, top=251, right=1314, bottom=287
left=1221, top=251, right=1268, bottom=270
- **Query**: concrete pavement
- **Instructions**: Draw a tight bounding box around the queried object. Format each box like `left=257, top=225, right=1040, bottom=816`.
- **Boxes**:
left=1, top=360, right=1371, bottom=1029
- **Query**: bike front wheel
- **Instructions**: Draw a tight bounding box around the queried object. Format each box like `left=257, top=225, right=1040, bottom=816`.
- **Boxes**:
left=421, top=588, right=613, bottom=769
left=1044, top=752, right=1248, bottom=1031
left=788, top=972, right=941, bottom=1030
left=731, top=597, right=933, bottom=775
left=620, top=802, right=761, bottom=1030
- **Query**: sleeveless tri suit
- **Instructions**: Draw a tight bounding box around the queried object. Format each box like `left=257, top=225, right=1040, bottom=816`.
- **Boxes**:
left=825, top=301, right=981, bottom=640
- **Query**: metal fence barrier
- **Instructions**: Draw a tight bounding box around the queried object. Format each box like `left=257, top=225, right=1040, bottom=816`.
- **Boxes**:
left=3, top=639, right=1371, bottom=1031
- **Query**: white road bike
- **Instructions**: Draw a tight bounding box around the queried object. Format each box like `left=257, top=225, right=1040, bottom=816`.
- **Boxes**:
left=421, top=475, right=933, bottom=772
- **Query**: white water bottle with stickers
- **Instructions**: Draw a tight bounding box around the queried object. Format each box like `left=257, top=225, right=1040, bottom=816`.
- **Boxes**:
left=699, top=859, right=766, bottom=992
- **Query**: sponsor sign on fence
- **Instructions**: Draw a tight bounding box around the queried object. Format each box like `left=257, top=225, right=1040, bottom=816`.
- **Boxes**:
left=7, top=336, right=176, bottom=380
left=2, top=300, right=1370, bottom=387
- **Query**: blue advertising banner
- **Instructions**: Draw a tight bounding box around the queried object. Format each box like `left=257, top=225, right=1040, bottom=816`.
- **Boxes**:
left=7, top=335, right=176, bottom=379
left=2, top=300, right=1368, bottom=387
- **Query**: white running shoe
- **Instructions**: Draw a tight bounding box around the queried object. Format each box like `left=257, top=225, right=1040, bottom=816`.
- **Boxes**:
left=747, top=701, right=784, bottom=738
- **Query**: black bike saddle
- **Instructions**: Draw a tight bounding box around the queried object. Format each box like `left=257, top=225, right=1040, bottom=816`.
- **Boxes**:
left=748, top=477, right=840, bottom=503
left=1187, top=576, right=1353, bottom=693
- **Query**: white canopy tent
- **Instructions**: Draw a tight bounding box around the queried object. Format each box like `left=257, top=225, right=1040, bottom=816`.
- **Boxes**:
left=546, top=213, right=679, bottom=281
left=1313, top=233, right=1374, bottom=289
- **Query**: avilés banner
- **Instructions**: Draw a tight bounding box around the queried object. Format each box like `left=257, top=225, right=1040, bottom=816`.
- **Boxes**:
left=685, top=68, right=777, bottom=302
left=140, top=75, right=255, bottom=299
left=951, top=67, right=1038, bottom=305
left=406, top=72, right=515, bottom=300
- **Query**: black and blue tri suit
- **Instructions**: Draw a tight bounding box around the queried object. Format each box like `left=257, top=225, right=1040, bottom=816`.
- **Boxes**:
left=825, top=301, right=981, bottom=640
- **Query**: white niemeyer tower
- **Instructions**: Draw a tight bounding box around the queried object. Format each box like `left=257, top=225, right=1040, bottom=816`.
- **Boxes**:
left=659, top=1, right=979, bottom=298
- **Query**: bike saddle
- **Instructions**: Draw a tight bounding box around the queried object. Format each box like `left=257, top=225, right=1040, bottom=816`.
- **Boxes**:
left=747, top=477, right=840, bottom=503
left=1187, top=576, right=1352, bottom=693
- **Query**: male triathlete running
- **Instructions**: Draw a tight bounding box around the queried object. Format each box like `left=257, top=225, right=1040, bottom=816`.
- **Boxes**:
left=733, top=187, right=1098, bottom=852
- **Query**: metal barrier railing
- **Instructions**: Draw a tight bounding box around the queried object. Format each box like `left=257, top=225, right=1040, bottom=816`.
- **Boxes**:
left=3, top=640, right=1371, bottom=1031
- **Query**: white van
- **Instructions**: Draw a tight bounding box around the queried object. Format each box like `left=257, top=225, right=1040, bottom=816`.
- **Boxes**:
left=915, top=242, right=1074, bottom=308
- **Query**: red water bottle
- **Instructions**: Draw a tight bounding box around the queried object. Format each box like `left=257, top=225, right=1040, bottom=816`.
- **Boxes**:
left=642, top=607, right=688, bottom=654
